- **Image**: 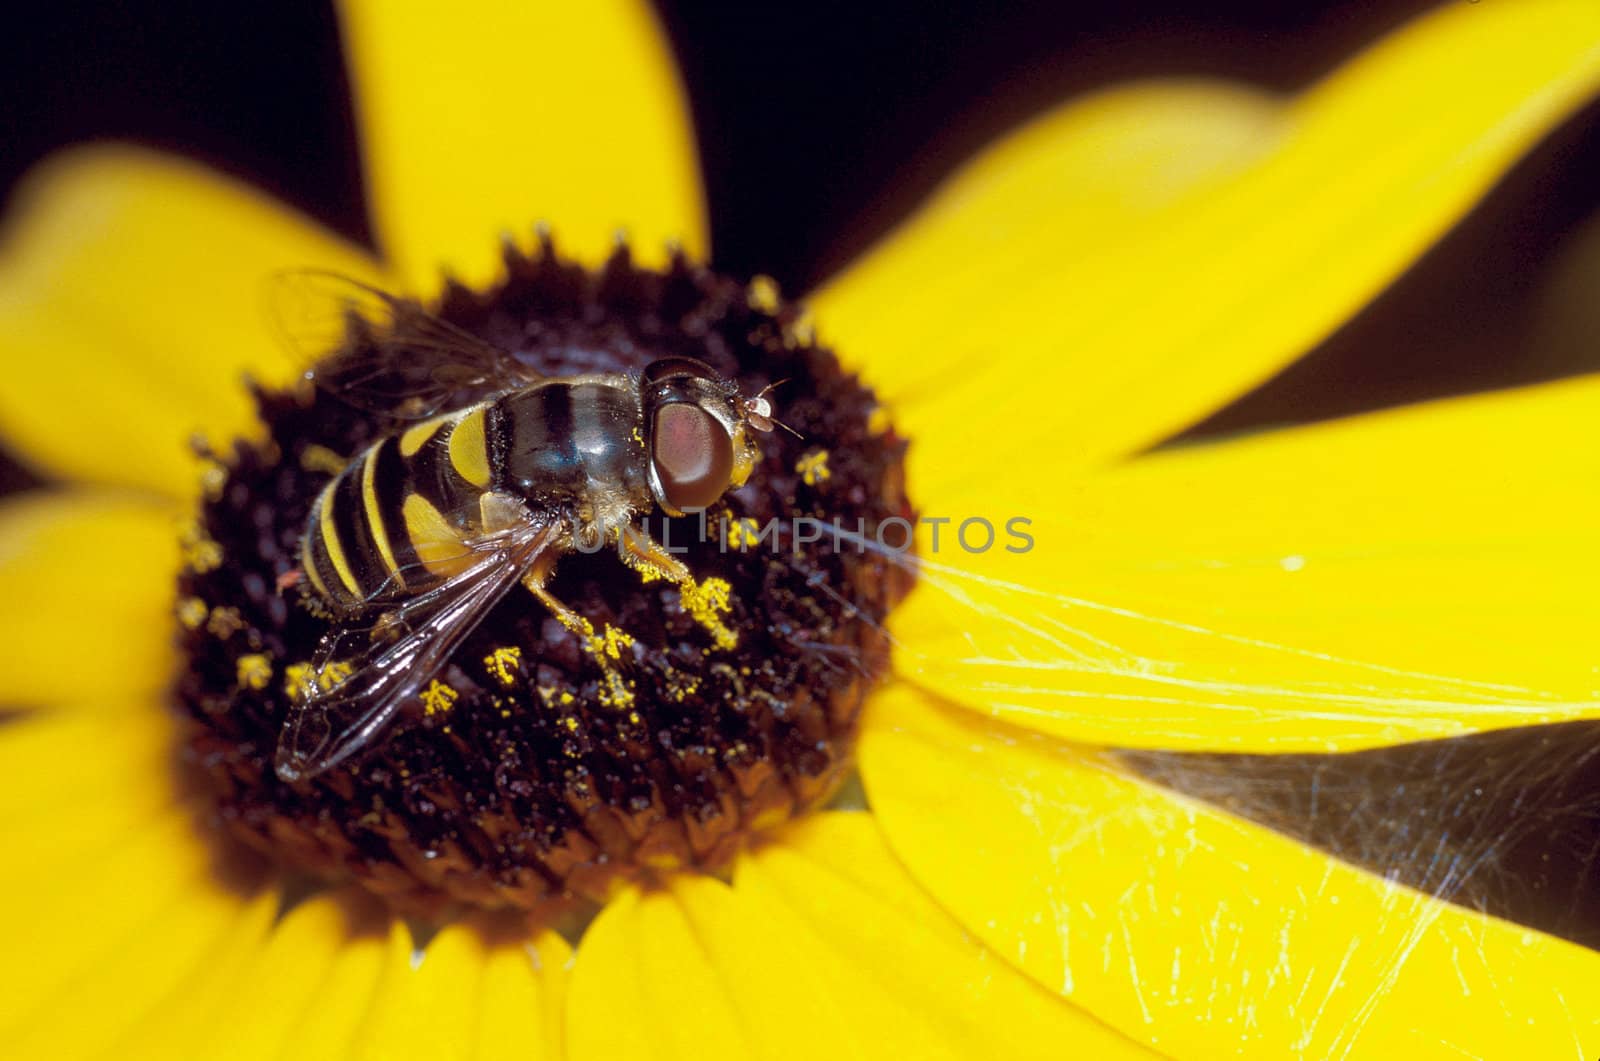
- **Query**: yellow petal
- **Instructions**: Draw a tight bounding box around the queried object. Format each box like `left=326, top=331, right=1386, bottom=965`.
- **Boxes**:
left=116, top=891, right=388, bottom=1061
left=861, top=686, right=1600, bottom=1058
left=11, top=895, right=278, bottom=1061
left=813, top=78, right=1280, bottom=413
left=350, top=919, right=569, bottom=1061
left=569, top=813, right=1154, bottom=1060
left=567, top=882, right=751, bottom=1060
left=0, top=694, right=184, bottom=889
left=0, top=805, right=268, bottom=1052
left=276, top=900, right=393, bottom=1061
left=472, top=920, right=571, bottom=1061
left=0, top=685, right=278, bottom=1058
left=353, top=921, right=481, bottom=1061
left=0, top=490, right=180, bottom=708
left=732, top=814, right=1157, bottom=1060
left=820, top=0, right=1600, bottom=479
left=91, top=891, right=282, bottom=1061
left=0, top=146, right=381, bottom=497
left=894, top=376, right=1600, bottom=752
left=0, top=709, right=182, bottom=871
left=339, top=0, right=707, bottom=289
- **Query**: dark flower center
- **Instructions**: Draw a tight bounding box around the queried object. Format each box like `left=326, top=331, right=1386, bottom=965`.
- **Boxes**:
left=174, top=240, right=915, bottom=918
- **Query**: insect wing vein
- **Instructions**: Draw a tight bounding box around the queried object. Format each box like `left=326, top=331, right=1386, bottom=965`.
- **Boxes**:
left=266, top=268, right=544, bottom=420
left=275, top=517, right=559, bottom=781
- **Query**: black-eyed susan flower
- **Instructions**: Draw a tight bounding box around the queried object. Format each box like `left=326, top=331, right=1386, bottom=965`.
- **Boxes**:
left=3, top=1, right=1600, bottom=1057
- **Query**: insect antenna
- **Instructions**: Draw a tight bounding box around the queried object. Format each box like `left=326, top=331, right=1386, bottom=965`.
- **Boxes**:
left=742, top=379, right=806, bottom=439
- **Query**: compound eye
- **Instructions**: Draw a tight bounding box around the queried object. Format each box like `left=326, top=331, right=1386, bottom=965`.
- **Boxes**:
left=651, top=402, right=733, bottom=512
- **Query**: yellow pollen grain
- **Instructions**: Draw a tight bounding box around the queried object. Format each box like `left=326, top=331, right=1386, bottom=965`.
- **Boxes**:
left=483, top=646, right=522, bottom=688
left=180, top=521, right=224, bottom=573
left=298, top=444, right=347, bottom=477
left=235, top=653, right=273, bottom=691
left=597, top=675, right=635, bottom=710
left=795, top=449, right=831, bottom=486
left=319, top=660, right=354, bottom=689
left=866, top=405, right=893, bottom=435
left=746, top=274, right=781, bottom=314
left=600, top=624, right=634, bottom=661
left=284, top=662, right=318, bottom=703
left=679, top=576, right=738, bottom=651
left=563, top=716, right=579, bottom=732
left=198, top=461, right=228, bottom=502
left=667, top=674, right=702, bottom=704
left=205, top=606, right=245, bottom=639
left=788, top=313, right=815, bottom=349
left=176, top=597, right=209, bottom=630
left=725, top=517, right=762, bottom=550
left=420, top=679, right=459, bottom=717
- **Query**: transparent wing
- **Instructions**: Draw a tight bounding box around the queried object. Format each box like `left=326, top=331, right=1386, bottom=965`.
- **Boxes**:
left=266, top=268, right=544, bottom=420
left=274, top=515, right=561, bottom=782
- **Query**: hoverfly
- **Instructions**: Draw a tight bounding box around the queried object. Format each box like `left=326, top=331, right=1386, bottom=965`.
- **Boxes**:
left=270, top=273, right=781, bottom=783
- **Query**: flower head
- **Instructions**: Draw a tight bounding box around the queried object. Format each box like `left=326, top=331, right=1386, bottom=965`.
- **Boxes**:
left=3, top=1, right=1600, bottom=1057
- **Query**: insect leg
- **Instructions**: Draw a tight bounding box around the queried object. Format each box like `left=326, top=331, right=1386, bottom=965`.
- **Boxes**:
left=520, top=559, right=637, bottom=709
left=616, top=523, right=738, bottom=651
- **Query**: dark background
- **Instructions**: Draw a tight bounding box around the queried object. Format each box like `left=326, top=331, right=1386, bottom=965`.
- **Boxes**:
left=0, top=0, right=1446, bottom=287
left=5, top=0, right=1600, bottom=944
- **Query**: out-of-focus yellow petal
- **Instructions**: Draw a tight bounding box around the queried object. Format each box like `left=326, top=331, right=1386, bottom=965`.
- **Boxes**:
left=894, top=376, right=1600, bottom=752
left=813, top=78, right=1279, bottom=409
left=114, top=891, right=388, bottom=1061
left=0, top=709, right=181, bottom=869
left=100, top=890, right=283, bottom=1061
left=10, top=892, right=277, bottom=1061
left=275, top=902, right=393, bottom=1061
left=821, top=0, right=1600, bottom=478
left=339, top=0, right=706, bottom=289
left=472, top=920, right=570, bottom=1061
left=349, top=920, right=569, bottom=1061
left=0, top=702, right=268, bottom=1056
left=0, top=800, right=268, bottom=1055
left=0, top=490, right=179, bottom=708
left=0, top=146, right=380, bottom=497
left=569, top=812, right=1154, bottom=1060
left=352, top=922, right=480, bottom=1061
left=568, top=883, right=751, bottom=1060
left=861, top=687, right=1600, bottom=1058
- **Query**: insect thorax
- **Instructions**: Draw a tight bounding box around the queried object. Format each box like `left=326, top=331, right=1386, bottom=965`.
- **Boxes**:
left=498, top=376, right=652, bottom=516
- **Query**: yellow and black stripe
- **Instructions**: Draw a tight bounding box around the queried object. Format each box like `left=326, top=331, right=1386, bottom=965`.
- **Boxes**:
left=301, top=376, right=649, bottom=615
left=301, top=401, right=505, bottom=613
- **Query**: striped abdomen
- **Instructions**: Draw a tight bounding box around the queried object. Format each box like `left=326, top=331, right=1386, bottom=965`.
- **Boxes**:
left=301, top=401, right=501, bottom=613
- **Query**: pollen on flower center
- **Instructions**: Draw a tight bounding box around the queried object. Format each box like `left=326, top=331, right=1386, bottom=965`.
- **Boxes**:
left=174, top=239, right=916, bottom=917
